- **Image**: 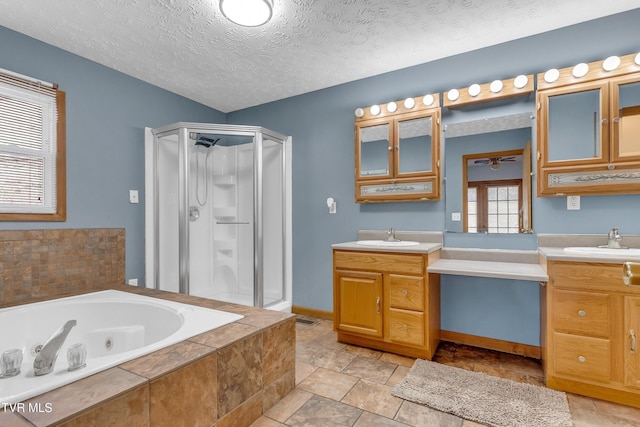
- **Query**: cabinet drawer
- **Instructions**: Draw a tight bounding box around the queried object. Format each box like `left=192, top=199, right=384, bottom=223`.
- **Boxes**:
left=334, top=250, right=425, bottom=275
left=388, top=309, right=424, bottom=346
left=553, top=332, right=610, bottom=383
left=551, top=262, right=627, bottom=292
left=553, top=289, right=610, bottom=338
left=389, top=275, right=424, bottom=311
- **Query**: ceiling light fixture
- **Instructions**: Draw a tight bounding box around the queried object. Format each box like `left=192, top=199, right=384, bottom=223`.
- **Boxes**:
left=220, top=0, right=273, bottom=27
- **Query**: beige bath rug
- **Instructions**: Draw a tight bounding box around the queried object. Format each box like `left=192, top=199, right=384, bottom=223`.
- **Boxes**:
left=392, top=359, right=572, bottom=427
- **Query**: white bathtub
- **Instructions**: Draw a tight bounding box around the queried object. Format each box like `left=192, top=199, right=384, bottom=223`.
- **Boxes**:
left=0, top=290, right=243, bottom=404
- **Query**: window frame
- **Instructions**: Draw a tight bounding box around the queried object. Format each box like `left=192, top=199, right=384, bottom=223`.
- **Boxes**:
left=0, top=79, right=66, bottom=222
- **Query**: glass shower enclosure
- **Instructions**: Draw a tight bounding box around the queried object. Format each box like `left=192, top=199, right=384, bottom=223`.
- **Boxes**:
left=144, top=123, right=292, bottom=311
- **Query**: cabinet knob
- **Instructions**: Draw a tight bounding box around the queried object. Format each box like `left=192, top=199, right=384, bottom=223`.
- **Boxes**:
left=578, top=310, right=586, bottom=317
left=388, top=146, right=393, bottom=151
left=578, top=356, right=586, bottom=363
left=402, top=289, right=408, bottom=296
left=402, top=324, right=408, bottom=330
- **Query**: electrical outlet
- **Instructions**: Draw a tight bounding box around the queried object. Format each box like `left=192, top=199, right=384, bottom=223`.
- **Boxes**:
left=452, top=212, right=461, bottom=221
left=129, top=190, right=139, bottom=204
left=567, top=196, right=580, bottom=210
left=127, top=278, right=138, bottom=286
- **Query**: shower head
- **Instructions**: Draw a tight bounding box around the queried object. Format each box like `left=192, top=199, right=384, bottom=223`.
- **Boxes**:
left=195, top=136, right=219, bottom=148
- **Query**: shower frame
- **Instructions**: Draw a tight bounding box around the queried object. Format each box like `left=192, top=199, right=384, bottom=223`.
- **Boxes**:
left=145, top=122, right=291, bottom=309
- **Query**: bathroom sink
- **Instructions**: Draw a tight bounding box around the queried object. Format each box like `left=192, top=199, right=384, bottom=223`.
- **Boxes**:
left=563, top=247, right=640, bottom=256
left=356, top=240, right=420, bottom=247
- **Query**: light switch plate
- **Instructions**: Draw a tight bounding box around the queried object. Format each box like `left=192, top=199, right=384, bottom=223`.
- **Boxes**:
left=567, top=196, right=580, bottom=210
left=452, top=212, right=461, bottom=221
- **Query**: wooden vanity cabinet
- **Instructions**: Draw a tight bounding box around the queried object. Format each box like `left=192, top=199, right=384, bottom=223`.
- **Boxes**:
left=354, top=95, right=441, bottom=203
left=536, top=52, right=640, bottom=197
left=542, top=260, right=640, bottom=407
left=333, top=249, right=440, bottom=359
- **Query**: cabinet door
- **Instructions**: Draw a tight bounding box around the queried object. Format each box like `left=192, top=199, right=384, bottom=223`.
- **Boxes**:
left=611, top=75, right=640, bottom=163
left=396, top=111, right=438, bottom=178
left=624, top=296, right=640, bottom=389
left=356, top=119, right=393, bottom=180
left=335, top=270, right=383, bottom=337
left=538, top=80, right=609, bottom=168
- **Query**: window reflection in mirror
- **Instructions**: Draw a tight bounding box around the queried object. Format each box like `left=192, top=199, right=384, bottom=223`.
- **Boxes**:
left=444, top=112, right=533, bottom=233
left=463, top=151, right=523, bottom=233
left=398, top=116, right=432, bottom=174
left=359, top=123, right=390, bottom=177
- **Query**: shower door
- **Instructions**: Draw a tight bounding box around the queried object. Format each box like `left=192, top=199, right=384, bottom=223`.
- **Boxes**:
left=188, top=132, right=256, bottom=307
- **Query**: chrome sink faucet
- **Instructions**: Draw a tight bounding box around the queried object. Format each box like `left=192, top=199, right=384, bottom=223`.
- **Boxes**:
left=385, top=227, right=400, bottom=242
left=33, top=320, right=77, bottom=376
left=606, top=227, right=623, bottom=249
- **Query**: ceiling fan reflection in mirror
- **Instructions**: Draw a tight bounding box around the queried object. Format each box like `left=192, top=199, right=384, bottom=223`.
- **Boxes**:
left=474, top=156, right=517, bottom=170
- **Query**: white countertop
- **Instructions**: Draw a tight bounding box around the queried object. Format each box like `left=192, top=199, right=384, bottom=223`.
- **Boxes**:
left=332, top=241, right=441, bottom=254
left=539, top=246, right=640, bottom=263
left=427, top=258, right=548, bottom=281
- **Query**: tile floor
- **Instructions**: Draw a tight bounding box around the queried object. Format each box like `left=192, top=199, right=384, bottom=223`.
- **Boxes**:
left=251, top=316, right=640, bottom=427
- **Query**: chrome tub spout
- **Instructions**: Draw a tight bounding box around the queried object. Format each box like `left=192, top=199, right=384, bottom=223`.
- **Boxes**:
left=33, top=320, right=77, bottom=376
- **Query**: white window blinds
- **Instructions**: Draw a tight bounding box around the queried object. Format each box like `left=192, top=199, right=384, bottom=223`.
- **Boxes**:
left=0, top=72, right=58, bottom=214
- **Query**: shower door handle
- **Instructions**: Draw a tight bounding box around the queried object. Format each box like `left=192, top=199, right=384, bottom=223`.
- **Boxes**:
left=216, top=221, right=250, bottom=225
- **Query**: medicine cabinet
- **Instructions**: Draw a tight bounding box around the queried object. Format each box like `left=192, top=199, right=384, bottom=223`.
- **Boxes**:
left=354, top=94, right=441, bottom=203
left=537, top=52, right=640, bottom=196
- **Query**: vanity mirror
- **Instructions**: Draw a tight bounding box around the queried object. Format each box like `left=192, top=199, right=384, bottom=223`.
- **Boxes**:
left=444, top=112, right=534, bottom=233
left=354, top=94, right=441, bottom=202
left=537, top=52, right=640, bottom=196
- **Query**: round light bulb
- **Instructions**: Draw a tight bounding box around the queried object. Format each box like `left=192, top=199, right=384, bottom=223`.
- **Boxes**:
left=220, top=0, right=273, bottom=27
left=468, top=84, right=481, bottom=97
left=370, top=105, right=381, bottom=116
left=404, top=98, right=415, bottom=109
left=354, top=108, right=364, bottom=118
left=572, top=63, right=589, bottom=78
left=603, top=56, right=621, bottom=72
left=544, top=68, right=560, bottom=83
left=386, top=102, right=397, bottom=113
left=446, top=89, right=459, bottom=102
left=489, top=80, right=503, bottom=93
left=513, top=75, right=528, bottom=89
left=423, top=94, right=435, bottom=106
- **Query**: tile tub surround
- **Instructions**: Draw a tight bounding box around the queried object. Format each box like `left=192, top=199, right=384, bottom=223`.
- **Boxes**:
left=0, top=286, right=296, bottom=427
left=0, top=228, right=125, bottom=305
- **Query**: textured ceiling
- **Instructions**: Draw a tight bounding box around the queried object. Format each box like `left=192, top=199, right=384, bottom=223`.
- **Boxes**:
left=0, top=1, right=637, bottom=113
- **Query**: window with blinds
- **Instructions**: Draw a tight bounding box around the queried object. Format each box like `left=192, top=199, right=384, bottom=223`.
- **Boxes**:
left=0, top=69, right=66, bottom=221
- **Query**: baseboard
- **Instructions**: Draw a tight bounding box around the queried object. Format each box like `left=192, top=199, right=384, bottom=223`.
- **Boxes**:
left=441, top=330, right=541, bottom=359
left=291, top=305, right=333, bottom=320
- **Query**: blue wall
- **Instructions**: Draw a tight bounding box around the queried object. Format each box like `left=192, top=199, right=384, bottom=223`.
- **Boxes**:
left=227, top=9, right=640, bottom=346
left=0, top=25, right=225, bottom=284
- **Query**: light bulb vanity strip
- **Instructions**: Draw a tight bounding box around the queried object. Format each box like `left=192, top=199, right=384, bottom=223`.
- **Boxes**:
left=354, top=93, right=441, bottom=121
left=443, top=74, right=534, bottom=108
left=538, top=51, right=640, bottom=90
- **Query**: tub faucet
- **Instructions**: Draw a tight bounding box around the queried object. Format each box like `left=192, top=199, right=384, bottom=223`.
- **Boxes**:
left=607, top=227, right=623, bottom=249
left=33, top=320, right=77, bottom=376
left=385, top=228, right=400, bottom=242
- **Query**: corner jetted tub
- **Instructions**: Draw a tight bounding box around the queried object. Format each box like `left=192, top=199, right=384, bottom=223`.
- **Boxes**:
left=0, top=290, right=243, bottom=404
